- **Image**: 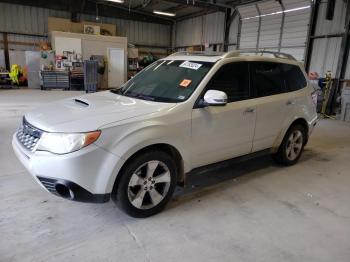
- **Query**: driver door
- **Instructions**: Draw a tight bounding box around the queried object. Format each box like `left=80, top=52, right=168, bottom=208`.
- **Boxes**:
left=191, top=62, right=257, bottom=168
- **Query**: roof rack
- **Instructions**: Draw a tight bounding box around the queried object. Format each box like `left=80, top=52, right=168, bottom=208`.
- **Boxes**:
left=168, top=50, right=296, bottom=61
left=223, top=50, right=296, bottom=60
left=168, top=51, right=225, bottom=57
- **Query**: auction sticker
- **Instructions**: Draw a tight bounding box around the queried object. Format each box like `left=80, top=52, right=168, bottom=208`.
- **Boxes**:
left=179, top=79, right=192, bottom=88
left=179, top=61, right=202, bottom=70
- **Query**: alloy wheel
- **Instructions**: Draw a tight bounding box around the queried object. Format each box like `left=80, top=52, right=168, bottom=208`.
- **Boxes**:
left=285, top=130, right=303, bottom=161
left=127, top=160, right=171, bottom=210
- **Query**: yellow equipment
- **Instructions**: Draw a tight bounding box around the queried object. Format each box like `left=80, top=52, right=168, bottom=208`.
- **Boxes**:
left=320, top=71, right=335, bottom=119
left=9, top=64, right=22, bottom=85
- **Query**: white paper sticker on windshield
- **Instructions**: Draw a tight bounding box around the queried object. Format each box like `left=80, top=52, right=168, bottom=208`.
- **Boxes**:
left=179, top=61, right=202, bottom=70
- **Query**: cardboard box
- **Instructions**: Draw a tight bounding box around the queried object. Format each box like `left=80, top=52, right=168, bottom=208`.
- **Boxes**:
left=48, top=17, right=117, bottom=36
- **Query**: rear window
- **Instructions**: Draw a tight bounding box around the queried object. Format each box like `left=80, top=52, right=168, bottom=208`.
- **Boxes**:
left=251, top=62, right=285, bottom=97
left=281, top=64, right=307, bottom=92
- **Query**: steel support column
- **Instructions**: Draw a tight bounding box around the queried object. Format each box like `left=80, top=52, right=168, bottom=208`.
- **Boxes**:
left=255, top=4, right=262, bottom=51
left=223, top=8, right=238, bottom=52
left=278, top=1, right=285, bottom=52
left=237, top=13, right=242, bottom=50
left=329, top=0, right=350, bottom=114
left=305, top=0, right=320, bottom=72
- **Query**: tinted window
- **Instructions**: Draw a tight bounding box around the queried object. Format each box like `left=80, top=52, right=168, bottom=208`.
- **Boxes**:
left=251, top=62, right=285, bottom=97
left=281, top=64, right=307, bottom=92
left=206, top=62, right=250, bottom=102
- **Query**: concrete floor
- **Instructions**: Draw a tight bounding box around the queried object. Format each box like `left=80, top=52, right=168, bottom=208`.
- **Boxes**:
left=1, top=89, right=350, bottom=262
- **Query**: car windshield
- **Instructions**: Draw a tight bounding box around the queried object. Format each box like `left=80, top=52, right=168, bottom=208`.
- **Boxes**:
left=111, top=60, right=214, bottom=102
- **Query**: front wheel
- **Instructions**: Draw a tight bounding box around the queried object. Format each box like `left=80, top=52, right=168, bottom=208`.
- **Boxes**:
left=273, top=125, right=306, bottom=166
left=113, top=151, right=177, bottom=218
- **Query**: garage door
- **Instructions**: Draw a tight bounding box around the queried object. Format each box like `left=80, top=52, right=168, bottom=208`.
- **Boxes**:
left=238, top=0, right=311, bottom=61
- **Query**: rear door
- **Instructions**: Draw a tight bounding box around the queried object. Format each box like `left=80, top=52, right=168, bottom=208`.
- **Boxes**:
left=250, top=61, right=289, bottom=152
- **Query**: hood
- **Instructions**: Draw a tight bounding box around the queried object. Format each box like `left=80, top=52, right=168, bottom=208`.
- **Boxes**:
left=25, top=91, right=176, bottom=132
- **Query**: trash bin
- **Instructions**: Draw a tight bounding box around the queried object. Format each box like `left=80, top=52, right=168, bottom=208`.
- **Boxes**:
left=84, top=60, right=98, bottom=93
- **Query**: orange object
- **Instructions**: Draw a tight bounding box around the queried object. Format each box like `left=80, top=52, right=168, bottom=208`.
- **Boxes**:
left=84, top=131, right=101, bottom=147
left=179, top=79, right=192, bottom=88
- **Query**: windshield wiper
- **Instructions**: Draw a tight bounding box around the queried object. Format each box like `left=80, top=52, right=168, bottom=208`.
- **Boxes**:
left=111, top=88, right=124, bottom=95
left=111, top=90, right=178, bottom=103
left=111, top=90, right=154, bottom=101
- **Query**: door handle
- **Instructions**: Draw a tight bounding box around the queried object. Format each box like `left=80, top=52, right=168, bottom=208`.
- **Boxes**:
left=244, top=108, right=255, bottom=113
left=286, top=100, right=295, bottom=105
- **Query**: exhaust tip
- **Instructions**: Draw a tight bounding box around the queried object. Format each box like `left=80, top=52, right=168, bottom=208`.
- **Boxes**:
left=55, top=183, right=74, bottom=199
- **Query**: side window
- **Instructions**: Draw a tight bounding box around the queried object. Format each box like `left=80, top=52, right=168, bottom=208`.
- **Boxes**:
left=206, top=62, right=250, bottom=103
left=251, top=62, right=285, bottom=97
left=281, top=63, right=307, bottom=92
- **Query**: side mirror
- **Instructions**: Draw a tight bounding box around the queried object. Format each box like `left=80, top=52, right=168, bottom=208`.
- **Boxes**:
left=203, top=90, right=228, bottom=106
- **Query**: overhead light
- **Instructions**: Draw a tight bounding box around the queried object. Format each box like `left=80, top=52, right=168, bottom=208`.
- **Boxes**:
left=153, top=10, right=176, bottom=17
left=105, top=0, right=125, bottom=3
left=242, top=5, right=310, bottom=20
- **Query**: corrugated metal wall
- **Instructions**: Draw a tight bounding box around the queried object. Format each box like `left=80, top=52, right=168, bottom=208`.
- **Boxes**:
left=175, top=16, right=203, bottom=47
left=237, top=0, right=311, bottom=61
left=0, top=3, right=70, bottom=35
left=281, top=0, right=310, bottom=61
left=309, top=0, right=348, bottom=78
left=81, top=14, right=171, bottom=47
left=0, top=2, right=171, bottom=48
left=175, top=12, right=225, bottom=47
left=258, top=1, right=282, bottom=49
left=228, top=15, right=239, bottom=47
left=345, top=55, right=350, bottom=80
left=238, top=5, right=260, bottom=49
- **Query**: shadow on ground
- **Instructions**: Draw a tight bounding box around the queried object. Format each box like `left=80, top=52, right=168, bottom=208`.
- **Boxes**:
left=169, top=148, right=321, bottom=210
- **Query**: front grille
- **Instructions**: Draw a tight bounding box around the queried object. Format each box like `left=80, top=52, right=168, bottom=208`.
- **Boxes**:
left=17, top=118, right=42, bottom=151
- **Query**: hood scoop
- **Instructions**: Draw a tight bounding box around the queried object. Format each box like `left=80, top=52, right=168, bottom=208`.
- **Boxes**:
left=73, top=99, right=89, bottom=107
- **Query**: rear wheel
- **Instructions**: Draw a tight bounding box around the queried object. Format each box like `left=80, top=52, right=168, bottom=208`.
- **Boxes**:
left=113, top=151, right=177, bottom=218
left=273, top=125, right=306, bottom=166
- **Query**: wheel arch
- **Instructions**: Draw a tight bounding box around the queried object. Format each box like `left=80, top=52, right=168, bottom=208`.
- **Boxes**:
left=289, top=118, right=309, bottom=141
left=111, top=143, right=185, bottom=201
left=272, top=117, right=310, bottom=153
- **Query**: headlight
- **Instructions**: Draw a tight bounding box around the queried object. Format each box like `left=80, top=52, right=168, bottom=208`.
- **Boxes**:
left=37, top=131, right=101, bottom=154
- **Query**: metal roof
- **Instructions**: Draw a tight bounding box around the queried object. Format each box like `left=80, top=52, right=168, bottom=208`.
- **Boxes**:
left=0, top=0, right=261, bottom=24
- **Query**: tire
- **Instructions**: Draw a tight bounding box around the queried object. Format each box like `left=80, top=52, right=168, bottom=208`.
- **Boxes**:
left=113, top=151, right=177, bottom=218
left=273, top=124, right=307, bottom=166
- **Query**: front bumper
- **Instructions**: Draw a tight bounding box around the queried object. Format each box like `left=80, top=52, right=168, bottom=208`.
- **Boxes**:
left=37, top=176, right=110, bottom=203
left=12, top=133, right=125, bottom=203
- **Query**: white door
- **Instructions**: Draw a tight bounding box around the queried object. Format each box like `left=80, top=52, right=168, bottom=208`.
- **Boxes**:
left=107, top=48, right=125, bottom=88
left=191, top=62, right=256, bottom=168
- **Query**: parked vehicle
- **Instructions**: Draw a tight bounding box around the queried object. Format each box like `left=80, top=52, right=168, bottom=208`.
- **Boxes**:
left=12, top=51, right=318, bottom=217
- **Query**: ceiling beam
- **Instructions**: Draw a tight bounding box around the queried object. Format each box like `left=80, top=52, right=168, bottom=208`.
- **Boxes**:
left=165, top=4, right=189, bottom=13
left=133, top=0, right=161, bottom=10
left=94, top=0, right=175, bottom=22
left=176, top=9, right=215, bottom=21
left=224, top=0, right=262, bottom=7
left=163, top=0, right=230, bottom=12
